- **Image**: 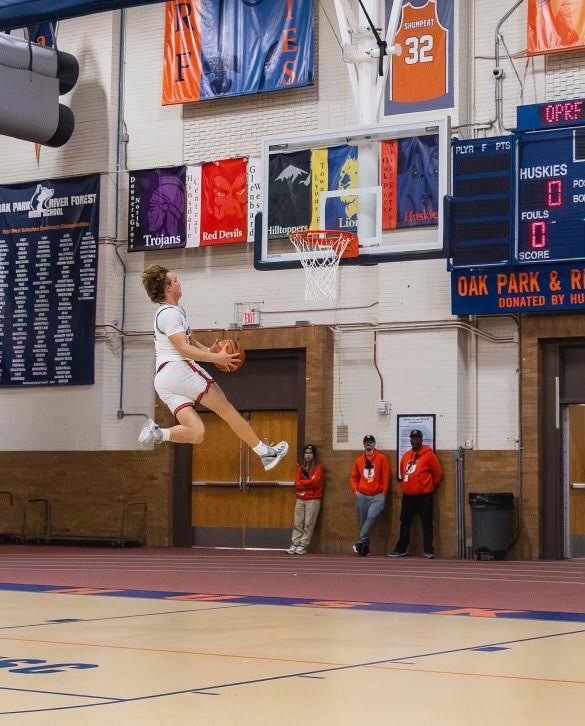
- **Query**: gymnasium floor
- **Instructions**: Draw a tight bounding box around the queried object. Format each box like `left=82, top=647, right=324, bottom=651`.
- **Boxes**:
left=0, top=548, right=583, bottom=724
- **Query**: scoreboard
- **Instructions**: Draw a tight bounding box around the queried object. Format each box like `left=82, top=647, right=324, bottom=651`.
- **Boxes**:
left=447, top=99, right=585, bottom=269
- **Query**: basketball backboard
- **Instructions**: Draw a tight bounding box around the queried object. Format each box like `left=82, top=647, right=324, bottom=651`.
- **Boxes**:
left=254, top=118, right=450, bottom=270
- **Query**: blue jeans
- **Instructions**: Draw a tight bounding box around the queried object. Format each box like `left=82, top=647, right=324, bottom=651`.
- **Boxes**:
left=355, top=492, right=386, bottom=545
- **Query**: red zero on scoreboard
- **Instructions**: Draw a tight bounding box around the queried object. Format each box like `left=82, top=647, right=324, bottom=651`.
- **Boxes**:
left=392, top=0, right=448, bottom=104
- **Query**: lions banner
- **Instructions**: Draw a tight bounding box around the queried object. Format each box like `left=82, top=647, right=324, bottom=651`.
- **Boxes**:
left=163, top=0, right=315, bottom=105
left=528, top=0, right=585, bottom=55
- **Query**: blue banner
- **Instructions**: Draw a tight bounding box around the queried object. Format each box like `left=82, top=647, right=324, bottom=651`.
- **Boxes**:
left=0, top=175, right=100, bottom=386
left=452, top=263, right=585, bottom=315
left=397, top=136, right=439, bottom=227
left=163, top=0, right=315, bottom=104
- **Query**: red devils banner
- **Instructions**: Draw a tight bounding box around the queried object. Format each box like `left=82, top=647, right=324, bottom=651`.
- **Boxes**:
left=200, top=158, right=248, bottom=246
left=528, top=0, right=585, bottom=55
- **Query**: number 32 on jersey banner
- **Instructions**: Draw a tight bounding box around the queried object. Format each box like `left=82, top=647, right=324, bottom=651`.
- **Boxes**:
left=385, top=0, right=455, bottom=115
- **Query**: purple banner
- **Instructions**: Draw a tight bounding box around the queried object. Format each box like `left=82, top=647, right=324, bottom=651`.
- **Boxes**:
left=128, top=166, right=186, bottom=252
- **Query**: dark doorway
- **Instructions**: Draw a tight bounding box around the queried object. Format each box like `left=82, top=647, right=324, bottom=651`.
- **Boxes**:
left=541, top=342, right=585, bottom=558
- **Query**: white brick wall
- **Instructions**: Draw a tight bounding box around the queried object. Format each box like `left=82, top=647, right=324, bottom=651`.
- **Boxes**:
left=3, top=1, right=578, bottom=452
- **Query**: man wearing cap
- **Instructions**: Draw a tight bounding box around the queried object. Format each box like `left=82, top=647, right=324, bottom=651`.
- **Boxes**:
left=350, top=435, right=391, bottom=556
left=388, top=429, right=443, bottom=559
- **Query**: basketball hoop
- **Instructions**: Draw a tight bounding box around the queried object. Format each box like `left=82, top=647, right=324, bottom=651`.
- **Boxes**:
left=289, top=229, right=358, bottom=301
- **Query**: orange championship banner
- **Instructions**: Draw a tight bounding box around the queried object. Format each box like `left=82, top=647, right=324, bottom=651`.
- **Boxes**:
left=528, top=0, right=585, bottom=55
left=163, top=0, right=202, bottom=104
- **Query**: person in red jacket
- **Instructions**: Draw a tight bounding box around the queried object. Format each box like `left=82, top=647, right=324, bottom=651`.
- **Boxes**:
left=388, top=429, right=443, bottom=559
left=350, top=434, right=391, bottom=557
left=287, top=444, right=324, bottom=555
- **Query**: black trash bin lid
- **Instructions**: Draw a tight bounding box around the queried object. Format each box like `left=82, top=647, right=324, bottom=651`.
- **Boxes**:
left=468, top=492, right=514, bottom=509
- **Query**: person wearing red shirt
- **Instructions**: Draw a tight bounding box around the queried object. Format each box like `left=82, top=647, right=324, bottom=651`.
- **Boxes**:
left=287, top=444, right=324, bottom=555
left=350, top=434, right=391, bottom=556
left=388, top=429, right=443, bottom=559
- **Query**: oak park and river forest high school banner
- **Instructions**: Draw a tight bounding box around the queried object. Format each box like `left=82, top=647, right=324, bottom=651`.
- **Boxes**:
left=163, top=0, right=315, bottom=104
left=0, top=175, right=99, bottom=386
left=385, top=0, right=454, bottom=115
left=528, top=0, right=585, bottom=55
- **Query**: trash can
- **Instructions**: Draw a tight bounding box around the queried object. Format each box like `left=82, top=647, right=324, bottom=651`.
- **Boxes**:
left=469, top=492, right=515, bottom=560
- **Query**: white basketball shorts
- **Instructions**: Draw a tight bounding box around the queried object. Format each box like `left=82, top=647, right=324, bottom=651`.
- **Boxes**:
left=155, top=360, right=214, bottom=417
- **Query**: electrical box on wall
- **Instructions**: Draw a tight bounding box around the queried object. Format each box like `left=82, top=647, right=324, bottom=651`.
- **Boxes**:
left=376, top=400, right=391, bottom=416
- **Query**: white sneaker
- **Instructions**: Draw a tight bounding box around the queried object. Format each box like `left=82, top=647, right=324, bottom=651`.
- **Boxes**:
left=138, top=418, right=163, bottom=446
left=261, top=441, right=289, bottom=472
left=286, top=545, right=298, bottom=555
left=295, top=546, right=306, bottom=555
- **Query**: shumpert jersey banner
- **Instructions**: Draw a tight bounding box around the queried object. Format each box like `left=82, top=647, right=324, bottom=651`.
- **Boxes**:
left=528, top=0, right=585, bottom=55
left=163, top=0, right=315, bottom=105
left=385, top=0, right=454, bottom=115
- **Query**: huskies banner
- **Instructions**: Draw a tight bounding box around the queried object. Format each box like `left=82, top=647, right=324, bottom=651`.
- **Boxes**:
left=0, top=174, right=99, bottom=386
left=385, top=0, right=454, bottom=115
left=528, top=0, right=585, bottom=55
left=163, top=0, right=315, bottom=105
left=382, top=136, right=439, bottom=229
left=128, top=167, right=186, bottom=252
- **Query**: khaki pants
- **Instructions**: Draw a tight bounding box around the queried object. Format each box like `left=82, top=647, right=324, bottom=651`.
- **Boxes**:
left=291, top=499, right=321, bottom=548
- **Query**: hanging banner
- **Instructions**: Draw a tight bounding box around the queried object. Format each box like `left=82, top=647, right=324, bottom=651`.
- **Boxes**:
left=396, top=135, right=439, bottom=227
left=163, top=0, right=315, bottom=105
left=381, top=141, right=398, bottom=230
left=247, top=157, right=262, bottom=243
left=26, top=22, right=56, bottom=47
left=0, top=174, right=99, bottom=386
left=128, top=166, right=186, bottom=252
left=528, top=0, right=585, bottom=55
left=385, top=0, right=454, bottom=115
left=311, top=145, right=359, bottom=232
left=268, top=149, right=312, bottom=238
left=186, top=165, right=201, bottom=248
left=200, top=158, right=248, bottom=246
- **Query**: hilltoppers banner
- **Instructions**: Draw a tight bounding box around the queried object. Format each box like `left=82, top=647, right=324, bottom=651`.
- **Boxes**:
left=162, top=0, right=315, bottom=105
left=128, top=158, right=261, bottom=252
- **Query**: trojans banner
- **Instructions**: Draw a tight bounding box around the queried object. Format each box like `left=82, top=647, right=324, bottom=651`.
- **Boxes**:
left=163, top=0, right=315, bottom=105
left=528, top=0, right=585, bottom=55
left=128, top=167, right=186, bottom=252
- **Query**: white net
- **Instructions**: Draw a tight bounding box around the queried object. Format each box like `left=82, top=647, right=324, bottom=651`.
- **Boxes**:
left=289, top=230, right=355, bottom=300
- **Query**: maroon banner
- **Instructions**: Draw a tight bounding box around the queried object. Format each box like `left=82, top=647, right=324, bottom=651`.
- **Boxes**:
left=200, top=158, right=248, bottom=246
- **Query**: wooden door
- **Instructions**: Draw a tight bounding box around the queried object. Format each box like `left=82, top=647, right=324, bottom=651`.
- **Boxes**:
left=568, top=405, right=585, bottom=557
left=192, top=411, right=297, bottom=548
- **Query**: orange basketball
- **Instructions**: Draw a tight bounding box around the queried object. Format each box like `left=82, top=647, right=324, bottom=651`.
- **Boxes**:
left=210, top=338, right=245, bottom=373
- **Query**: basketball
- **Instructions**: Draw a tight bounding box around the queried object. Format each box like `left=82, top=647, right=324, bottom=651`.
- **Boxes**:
left=210, top=338, right=245, bottom=373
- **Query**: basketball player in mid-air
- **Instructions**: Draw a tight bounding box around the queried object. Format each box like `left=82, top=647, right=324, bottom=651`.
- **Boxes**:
left=138, top=264, right=289, bottom=472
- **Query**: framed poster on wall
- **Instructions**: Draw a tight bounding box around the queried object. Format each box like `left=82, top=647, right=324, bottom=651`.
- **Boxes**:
left=396, top=414, right=436, bottom=480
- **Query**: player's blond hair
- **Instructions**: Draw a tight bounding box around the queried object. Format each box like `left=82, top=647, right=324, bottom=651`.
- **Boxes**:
left=142, top=265, right=169, bottom=303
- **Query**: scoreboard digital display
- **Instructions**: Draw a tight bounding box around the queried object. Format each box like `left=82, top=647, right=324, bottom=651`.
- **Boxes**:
left=448, top=98, right=585, bottom=269
left=517, top=128, right=585, bottom=264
